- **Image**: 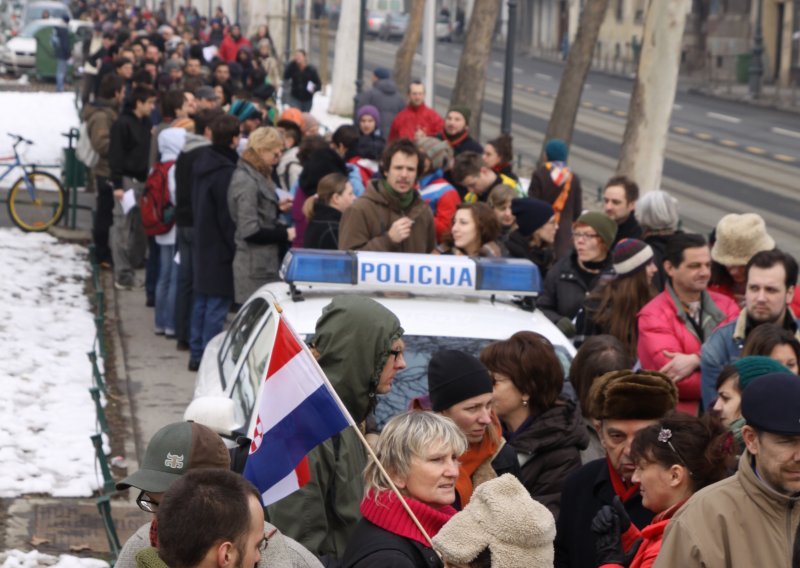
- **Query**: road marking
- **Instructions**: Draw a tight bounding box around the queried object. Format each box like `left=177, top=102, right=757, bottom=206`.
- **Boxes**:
left=695, top=132, right=714, bottom=140
left=774, top=154, right=797, bottom=162
left=513, top=67, right=523, bottom=74
left=526, top=86, right=535, bottom=93
left=492, top=61, right=502, bottom=68
left=539, top=90, right=552, bottom=97
left=673, top=104, right=682, bottom=111
left=598, top=105, right=610, bottom=112
left=772, top=127, right=800, bottom=139
left=581, top=101, right=595, bottom=108
left=707, top=112, right=741, bottom=124
left=534, top=73, right=552, bottom=80
left=719, top=139, right=739, bottom=147
left=746, top=146, right=767, bottom=155
left=613, top=110, right=627, bottom=117
left=672, top=126, right=690, bottom=134
left=609, top=89, right=630, bottom=99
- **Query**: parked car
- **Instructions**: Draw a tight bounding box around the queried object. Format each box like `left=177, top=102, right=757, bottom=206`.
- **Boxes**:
left=378, top=12, right=408, bottom=40
left=436, top=14, right=452, bottom=41
left=365, top=10, right=386, bottom=36
left=184, top=250, right=576, bottom=444
left=0, top=18, right=83, bottom=75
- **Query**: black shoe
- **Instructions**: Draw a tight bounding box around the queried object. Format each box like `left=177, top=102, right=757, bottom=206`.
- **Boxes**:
left=176, top=340, right=190, bottom=352
left=188, top=359, right=200, bottom=371
left=146, top=296, right=155, bottom=307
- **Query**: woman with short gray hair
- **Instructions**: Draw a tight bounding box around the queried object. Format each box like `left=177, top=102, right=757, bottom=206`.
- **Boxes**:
left=638, top=190, right=680, bottom=291
left=343, top=411, right=467, bottom=567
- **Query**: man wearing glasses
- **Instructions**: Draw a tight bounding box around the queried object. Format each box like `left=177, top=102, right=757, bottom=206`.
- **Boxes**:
left=115, top=421, right=322, bottom=568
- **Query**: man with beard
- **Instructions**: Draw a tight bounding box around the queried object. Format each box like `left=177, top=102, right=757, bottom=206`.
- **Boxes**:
left=554, top=370, right=677, bottom=568
left=388, top=81, right=443, bottom=142
left=701, top=249, right=800, bottom=407
left=440, top=107, right=482, bottom=155
left=218, top=23, right=252, bottom=63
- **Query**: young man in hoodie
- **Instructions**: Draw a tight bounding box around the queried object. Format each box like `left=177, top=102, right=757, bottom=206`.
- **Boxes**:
left=109, top=85, right=157, bottom=290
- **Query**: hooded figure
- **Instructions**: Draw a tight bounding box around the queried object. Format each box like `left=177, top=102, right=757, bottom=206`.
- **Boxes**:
left=267, top=296, right=404, bottom=561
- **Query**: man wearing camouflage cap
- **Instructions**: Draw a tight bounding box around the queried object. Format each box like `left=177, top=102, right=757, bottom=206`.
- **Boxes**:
left=655, top=372, right=800, bottom=567
left=116, top=421, right=321, bottom=568
left=554, top=370, right=678, bottom=568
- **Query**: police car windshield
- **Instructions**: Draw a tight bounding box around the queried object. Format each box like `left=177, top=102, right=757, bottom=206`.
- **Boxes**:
left=373, top=336, right=573, bottom=429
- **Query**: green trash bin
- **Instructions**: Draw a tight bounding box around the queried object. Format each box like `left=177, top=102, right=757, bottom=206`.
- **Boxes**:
left=736, top=53, right=751, bottom=84
left=63, top=145, right=86, bottom=188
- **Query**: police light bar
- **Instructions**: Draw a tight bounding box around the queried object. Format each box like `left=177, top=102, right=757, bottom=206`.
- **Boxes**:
left=280, top=250, right=542, bottom=295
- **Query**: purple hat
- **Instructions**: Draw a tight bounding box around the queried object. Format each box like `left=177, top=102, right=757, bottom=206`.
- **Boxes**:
left=356, top=105, right=380, bottom=124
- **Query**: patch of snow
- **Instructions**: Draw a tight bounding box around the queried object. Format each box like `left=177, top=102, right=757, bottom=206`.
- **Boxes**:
left=0, top=229, right=100, bottom=498
left=309, top=85, right=353, bottom=135
left=0, top=549, right=108, bottom=568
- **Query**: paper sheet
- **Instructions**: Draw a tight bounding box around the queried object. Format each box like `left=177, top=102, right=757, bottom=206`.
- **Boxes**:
left=120, top=189, right=137, bottom=215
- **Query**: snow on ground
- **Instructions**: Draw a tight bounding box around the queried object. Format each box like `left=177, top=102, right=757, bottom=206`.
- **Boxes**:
left=0, top=92, right=79, bottom=172
left=1, top=549, right=108, bottom=568
left=0, top=229, right=100, bottom=497
left=309, top=85, right=354, bottom=134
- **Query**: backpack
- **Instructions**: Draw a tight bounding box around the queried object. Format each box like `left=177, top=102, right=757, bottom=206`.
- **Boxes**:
left=76, top=122, right=99, bottom=168
left=140, top=160, right=176, bottom=236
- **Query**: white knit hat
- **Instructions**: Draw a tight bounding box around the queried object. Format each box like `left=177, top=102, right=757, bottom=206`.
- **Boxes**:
left=711, top=213, right=775, bottom=266
left=433, top=474, right=556, bottom=568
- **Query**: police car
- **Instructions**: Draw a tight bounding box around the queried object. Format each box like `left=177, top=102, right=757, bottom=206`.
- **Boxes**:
left=185, top=250, right=576, bottom=443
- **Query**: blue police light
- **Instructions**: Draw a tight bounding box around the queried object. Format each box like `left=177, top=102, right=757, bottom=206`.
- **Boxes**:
left=281, top=249, right=542, bottom=295
left=280, top=250, right=355, bottom=284
left=473, top=257, right=542, bottom=294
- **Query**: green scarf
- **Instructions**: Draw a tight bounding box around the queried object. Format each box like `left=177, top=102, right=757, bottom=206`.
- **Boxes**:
left=382, top=179, right=415, bottom=210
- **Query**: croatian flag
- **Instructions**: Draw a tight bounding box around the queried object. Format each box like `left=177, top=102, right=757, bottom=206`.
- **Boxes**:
left=243, top=314, right=354, bottom=506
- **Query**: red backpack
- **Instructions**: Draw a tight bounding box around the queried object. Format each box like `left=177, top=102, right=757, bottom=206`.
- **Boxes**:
left=140, top=160, right=176, bottom=236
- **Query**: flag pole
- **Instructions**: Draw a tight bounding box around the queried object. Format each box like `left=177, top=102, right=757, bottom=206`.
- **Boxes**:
left=275, top=305, right=439, bottom=550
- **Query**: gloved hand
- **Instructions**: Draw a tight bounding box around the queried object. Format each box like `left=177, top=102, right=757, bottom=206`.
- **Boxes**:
left=611, top=495, right=632, bottom=533
left=591, top=506, right=624, bottom=566
left=556, top=317, right=576, bottom=338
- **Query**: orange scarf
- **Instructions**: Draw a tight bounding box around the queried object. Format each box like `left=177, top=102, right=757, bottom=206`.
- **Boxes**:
left=455, top=418, right=501, bottom=507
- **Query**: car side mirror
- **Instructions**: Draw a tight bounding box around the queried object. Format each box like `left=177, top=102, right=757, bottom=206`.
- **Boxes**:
left=184, top=396, right=241, bottom=438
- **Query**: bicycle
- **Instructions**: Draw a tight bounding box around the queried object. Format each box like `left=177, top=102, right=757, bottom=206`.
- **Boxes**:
left=1, top=133, right=66, bottom=232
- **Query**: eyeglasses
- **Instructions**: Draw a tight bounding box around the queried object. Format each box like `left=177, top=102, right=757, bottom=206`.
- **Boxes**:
left=657, top=428, right=693, bottom=477
left=572, top=231, right=600, bottom=241
left=136, top=490, right=159, bottom=513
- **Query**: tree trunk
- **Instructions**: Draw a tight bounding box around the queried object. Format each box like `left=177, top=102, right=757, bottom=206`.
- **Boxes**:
left=541, top=0, right=610, bottom=162
left=616, top=0, right=690, bottom=194
left=448, top=0, right=503, bottom=139
left=328, top=0, right=360, bottom=115
left=393, top=0, right=425, bottom=95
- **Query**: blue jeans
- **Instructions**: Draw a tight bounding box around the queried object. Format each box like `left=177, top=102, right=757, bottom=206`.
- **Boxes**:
left=56, top=59, right=67, bottom=92
left=155, top=243, right=178, bottom=334
left=189, top=293, right=231, bottom=361
left=175, top=226, right=194, bottom=344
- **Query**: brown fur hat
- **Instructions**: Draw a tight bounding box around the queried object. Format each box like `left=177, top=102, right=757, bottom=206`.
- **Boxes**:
left=588, top=370, right=678, bottom=420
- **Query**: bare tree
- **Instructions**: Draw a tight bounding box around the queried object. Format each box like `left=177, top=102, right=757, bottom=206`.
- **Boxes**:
left=328, top=0, right=360, bottom=114
left=540, top=0, right=610, bottom=162
left=393, top=0, right=425, bottom=95
left=448, top=0, right=503, bottom=139
left=617, top=0, right=691, bottom=193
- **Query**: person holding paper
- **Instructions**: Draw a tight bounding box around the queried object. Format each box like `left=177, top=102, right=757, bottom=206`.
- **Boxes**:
left=283, top=49, right=321, bottom=112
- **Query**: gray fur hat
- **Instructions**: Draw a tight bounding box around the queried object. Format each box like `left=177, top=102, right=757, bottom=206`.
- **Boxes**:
left=432, top=474, right=555, bottom=568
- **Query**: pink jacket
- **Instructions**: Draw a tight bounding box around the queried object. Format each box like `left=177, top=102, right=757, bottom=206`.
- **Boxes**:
left=637, top=286, right=739, bottom=414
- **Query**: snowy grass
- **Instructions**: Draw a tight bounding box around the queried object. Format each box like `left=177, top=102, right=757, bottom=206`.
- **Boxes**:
left=0, top=229, right=100, bottom=497
left=1, top=549, right=108, bottom=568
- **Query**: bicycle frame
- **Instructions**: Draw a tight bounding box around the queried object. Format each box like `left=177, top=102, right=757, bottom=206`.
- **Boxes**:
left=0, top=139, right=37, bottom=200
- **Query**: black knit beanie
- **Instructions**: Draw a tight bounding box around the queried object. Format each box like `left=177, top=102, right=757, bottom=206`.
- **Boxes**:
left=428, top=350, right=493, bottom=412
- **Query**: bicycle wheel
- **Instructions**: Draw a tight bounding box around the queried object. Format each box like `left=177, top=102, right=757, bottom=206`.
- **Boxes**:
left=7, top=171, right=66, bottom=232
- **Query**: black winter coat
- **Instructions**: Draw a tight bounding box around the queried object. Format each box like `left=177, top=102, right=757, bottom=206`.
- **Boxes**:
left=644, top=231, right=677, bottom=293
left=554, top=458, right=654, bottom=568
left=342, top=519, right=442, bottom=568
left=304, top=203, right=342, bottom=250
left=536, top=252, right=611, bottom=324
left=108, top=109, right=152, bottom=187
left=284, top=60, right=321, bottom=103
left=445, top=133, right=482, bottom=156
left=613, top=212, right=643, bottom=245
left=505, top=230, right=555, bottom=279
left=175, top=134, right=212, bottom=227
left=355, top=132, right=386, bottom=161
left=191, top=145, right=239, bottom=298
left=504, top=397, right=589, bottom=520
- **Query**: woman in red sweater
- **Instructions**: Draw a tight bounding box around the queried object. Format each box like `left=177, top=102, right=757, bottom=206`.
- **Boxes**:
left=590, top=413, right=733, bottom=568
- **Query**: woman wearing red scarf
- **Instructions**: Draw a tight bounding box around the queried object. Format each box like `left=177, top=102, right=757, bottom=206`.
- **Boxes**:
left=341, top=411, right=467, bottom=568
left=590, top=413, right=733, bottom=568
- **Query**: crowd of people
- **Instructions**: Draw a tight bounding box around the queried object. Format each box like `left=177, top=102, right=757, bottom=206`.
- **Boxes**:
left=65, top=3, right=800, bottom=567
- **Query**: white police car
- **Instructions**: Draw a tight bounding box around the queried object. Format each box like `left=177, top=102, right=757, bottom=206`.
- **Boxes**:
left=185, top=250, right=576, bottom=443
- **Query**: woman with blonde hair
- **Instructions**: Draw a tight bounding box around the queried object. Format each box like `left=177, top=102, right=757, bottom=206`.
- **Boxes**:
left=342, top=411, right=467, bottom=567
left=302, top=173, right=356, bottom=250
left=227, top=126, right=294, bottom=304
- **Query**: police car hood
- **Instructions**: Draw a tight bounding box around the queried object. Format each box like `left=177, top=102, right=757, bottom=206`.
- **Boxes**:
left=311, top=295, right=403, bottom=423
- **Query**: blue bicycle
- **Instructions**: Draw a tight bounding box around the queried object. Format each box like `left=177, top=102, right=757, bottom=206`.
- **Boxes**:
left=1, top=133, right=66, bottom=232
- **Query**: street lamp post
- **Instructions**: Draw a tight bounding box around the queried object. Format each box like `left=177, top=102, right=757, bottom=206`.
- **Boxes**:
left=500, top=0, right=518, bottom=134
left=748, top=0, right=764, bottom=99
left=354, top=0, right=367, bottom=111
left=285, top=0, right=294, bottom=65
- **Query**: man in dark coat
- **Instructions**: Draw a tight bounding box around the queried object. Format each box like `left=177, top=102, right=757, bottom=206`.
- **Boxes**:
left=603, top=175, right=643, bottom=245
left=53, top=16, right=71, bottom=92
left=283, top=49, right=321, bottom=112
left=356, top=68, right=406, bottom=138
left=188, top=114, right=240, bottom=371
left=440, top=107, right=482, bottom=156
left=528, top=139, right=583, bottom=259
left=554, top=370, right=677, bottom=568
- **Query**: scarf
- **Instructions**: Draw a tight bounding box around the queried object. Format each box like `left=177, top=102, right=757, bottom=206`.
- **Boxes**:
left=455, top=419, right=501, bottom=506
left=382, top=179, right=415, bottom=210
left=491, top=162, right=511, bottom=175
left=652, top=498, right=688, bottom=524
left=607, top=457, right=640, bottom=502
left=149, top=517, right=158, bottom=547
left=241, top=147, right=273, bottom=180
left=444, top=130, right=469, bottom=148
left=360, top=490, right=456, bottom=547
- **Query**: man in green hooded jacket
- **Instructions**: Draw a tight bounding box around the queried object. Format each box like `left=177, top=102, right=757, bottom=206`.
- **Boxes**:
left=267, top=295, right=406, bottom=560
